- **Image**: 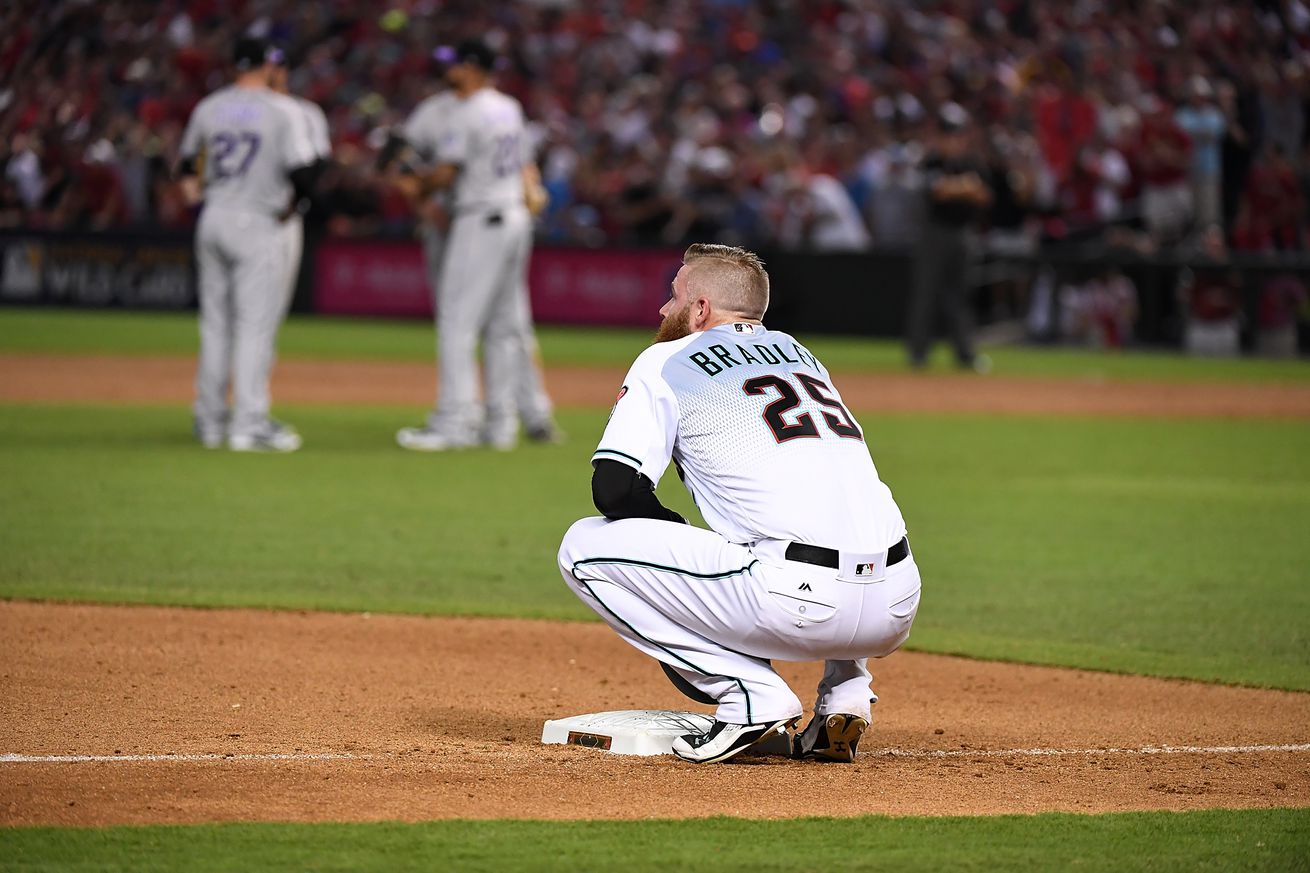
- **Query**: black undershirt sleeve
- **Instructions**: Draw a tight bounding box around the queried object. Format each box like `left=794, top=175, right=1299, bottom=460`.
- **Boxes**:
left=375, top=132, right=411, bottom=173
left=591, top=459, right=686, bottom=525
left=288, top=161, right=325, bottom=204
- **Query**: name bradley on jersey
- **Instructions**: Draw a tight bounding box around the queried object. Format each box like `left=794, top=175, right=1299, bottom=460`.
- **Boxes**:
left=688, top=340, right=820, bottom=378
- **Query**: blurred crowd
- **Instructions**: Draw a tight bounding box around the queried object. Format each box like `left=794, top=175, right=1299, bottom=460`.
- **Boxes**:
left=3, top=0, right=1310, bottom=257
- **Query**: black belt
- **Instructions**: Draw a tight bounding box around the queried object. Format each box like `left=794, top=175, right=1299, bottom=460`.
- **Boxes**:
left=785, top=536, right=909, bottom=570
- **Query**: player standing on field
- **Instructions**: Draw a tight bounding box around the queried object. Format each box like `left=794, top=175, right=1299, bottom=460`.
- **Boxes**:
left=557, top=244, right=921, bottom=764
left=269, top=51, right=332, bottom=318
left=178, top=37, right=322, bottom=452
left=388, top=38, right=558, bottom=451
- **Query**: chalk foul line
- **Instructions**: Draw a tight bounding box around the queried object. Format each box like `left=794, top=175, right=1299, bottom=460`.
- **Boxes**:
left=873, top=742, right=1310, bottom=760
left=0, top=743, right=1307, bottom=764
left=0, top=752, right=367, bottom=764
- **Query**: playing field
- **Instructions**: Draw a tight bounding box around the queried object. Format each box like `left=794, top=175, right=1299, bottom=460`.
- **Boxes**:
left=1, top=307, right=1307, bottom=870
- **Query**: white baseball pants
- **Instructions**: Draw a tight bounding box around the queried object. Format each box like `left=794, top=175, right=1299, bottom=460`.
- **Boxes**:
left=193, top=206, right=291, bottom=438
left=558, top=517, right=922, bottom=726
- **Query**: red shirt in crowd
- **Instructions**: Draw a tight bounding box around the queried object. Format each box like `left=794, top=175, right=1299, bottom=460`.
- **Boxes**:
left=1137, top=115, right=1191, bottom=186
left=1035, top=85, right=1097, bottom=181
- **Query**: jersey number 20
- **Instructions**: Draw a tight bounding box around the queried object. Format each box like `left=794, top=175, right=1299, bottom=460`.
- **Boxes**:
left=491, top=133, right=521, bottom=178
left=742, top=374, right=862, bottom=443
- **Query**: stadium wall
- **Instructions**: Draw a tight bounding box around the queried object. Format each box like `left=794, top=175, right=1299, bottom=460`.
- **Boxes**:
left=2, top=230, right=1306, bottom=349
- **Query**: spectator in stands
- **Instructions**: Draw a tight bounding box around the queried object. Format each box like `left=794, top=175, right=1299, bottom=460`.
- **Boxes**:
left=1256, top=273, right=1307, bottom=358
left=0, top=0, right=1305, bottom=262
left=866, top=143, right=924, bottom=249
left=1082, top=267, right=1139, bottom=349
left=1137, top=94, right=1194, bottom=245
left=1243, top=144, right=1305, bottom=251
left=4, top=132, right=43, bottom=212
left=1175, top=76, right=1226, bottom=231
left=0, top=177, right=26, bottom=228
left=1178, top=226, right=1243, bottom=356
left=1259, top=61, right=1306, bottom=168
left=1217, top=78, right=1256, bottom=231
left=772, top=158, right=871, bottom=253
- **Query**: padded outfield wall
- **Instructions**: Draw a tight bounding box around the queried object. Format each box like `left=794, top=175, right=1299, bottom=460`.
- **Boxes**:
left=2, top=229, right=1307, bottom=350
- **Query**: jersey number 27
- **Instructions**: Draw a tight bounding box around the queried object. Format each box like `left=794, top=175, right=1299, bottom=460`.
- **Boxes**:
left=743, top=374, right=863, bottom=443
left=210, top=131, right=261, bottom=180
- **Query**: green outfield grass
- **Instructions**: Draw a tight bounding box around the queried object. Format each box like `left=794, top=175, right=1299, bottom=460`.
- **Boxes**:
left=2, top=403, right=1306, bottom=690
left=3, top=309, right=1308, bottom=866
left=2, top=306, right=1308, bottom=381
left=3, top=809, right=1307, bottom=873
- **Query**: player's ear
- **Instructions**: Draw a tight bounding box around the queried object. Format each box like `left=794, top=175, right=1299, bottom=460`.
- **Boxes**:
left=692, top=296, right=711, bottom=328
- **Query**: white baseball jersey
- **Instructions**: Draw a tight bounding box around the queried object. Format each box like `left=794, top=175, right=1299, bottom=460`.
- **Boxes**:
left=293, top=95, right=332, bottom=160
left=180, top=86, right=317, bottom=216
left=435, top=88, right=528, bottom=212
left=593, top=322, right=906, bottom=553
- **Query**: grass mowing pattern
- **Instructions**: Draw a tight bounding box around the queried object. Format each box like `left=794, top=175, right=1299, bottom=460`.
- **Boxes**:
left=1, top=404, right=1306, bottom=690
left=2, top=809, right=1307, bottom=872
left=3, top=306, right=1308, bottom=382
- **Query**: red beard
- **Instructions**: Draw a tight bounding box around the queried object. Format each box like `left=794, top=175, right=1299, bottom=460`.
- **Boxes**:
left=653, top=303, right=693, bottom=344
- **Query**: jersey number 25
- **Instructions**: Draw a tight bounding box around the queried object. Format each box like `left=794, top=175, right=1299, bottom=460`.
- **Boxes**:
left=742, top=374, right=862, bottom=443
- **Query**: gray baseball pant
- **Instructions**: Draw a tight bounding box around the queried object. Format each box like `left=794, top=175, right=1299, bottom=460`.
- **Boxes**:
left=278, top=213, right=303, bottom=318
left=421, top=211, right=552, bottom=437
left=193, top=206, right=291, bottom=438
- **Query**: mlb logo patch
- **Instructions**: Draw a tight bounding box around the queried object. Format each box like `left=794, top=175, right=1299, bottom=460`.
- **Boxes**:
left=732, top=322, right=755, bottom=334
left=855, top=562, right=877, bottom=577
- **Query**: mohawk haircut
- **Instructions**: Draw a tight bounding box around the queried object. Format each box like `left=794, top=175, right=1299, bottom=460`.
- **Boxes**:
left=681, top=244, right=770, bottom=319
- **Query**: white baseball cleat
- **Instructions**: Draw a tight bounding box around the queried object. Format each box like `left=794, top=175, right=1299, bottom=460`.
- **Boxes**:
left=671, top=717, right=796, bottom=764
left=481, top=424, right=519, bottom=452
left=194, top=418, right=225, bottom=449
left=396, top=426, right=475, bottom=452
left=196, top=430, right=225, bottom=450
left=228, top=422, right=302, bottom=453
left=792, top=713, right=869, bottom=763
left=484, top=433, right=518, bottom=452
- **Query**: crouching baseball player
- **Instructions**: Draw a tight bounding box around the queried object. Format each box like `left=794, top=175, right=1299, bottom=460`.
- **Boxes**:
left=557, top=244, right=921, bottom=764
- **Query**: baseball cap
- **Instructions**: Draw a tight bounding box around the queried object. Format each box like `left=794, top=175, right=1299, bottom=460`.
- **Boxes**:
left=433, top=38, right=497, bottom=71
left=233, top=37, right=272, bottom=70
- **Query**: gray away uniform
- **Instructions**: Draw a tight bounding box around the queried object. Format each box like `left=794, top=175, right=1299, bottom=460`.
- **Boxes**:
left=278, top=96, right=332, bottom=305
left=404, top=87, right=553, bottom=443
left=181, top=85, right=317, bottom=440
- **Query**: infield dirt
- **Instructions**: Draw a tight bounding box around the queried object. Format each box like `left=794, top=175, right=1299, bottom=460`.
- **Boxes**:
left=3, top=353, right=1310, bottom=418
left=2, top=353, right=1307, bottom=826
left=1, top=600, right=1307, bottom=826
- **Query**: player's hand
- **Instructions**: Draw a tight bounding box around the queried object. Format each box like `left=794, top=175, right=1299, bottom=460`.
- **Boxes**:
left=523, top=164, right=549, bottom=216
left=178, top=177, right=202, bottom=207
left=418, top=199, right=451, bottom=231
left=525, top=180, right=549, bottom=216
left=392, top=173, right=424, bottom=203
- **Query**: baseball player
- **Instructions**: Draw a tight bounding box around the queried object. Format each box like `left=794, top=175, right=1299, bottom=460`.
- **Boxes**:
left=557, top=244, right=921, bottom=764
left=390, top=78, right=560, bottom=447
left=269, top=53, right=332, bottom=315
left=389, top=39, right=558, bottom=451
left=178, top=37, right=321, bottom=452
